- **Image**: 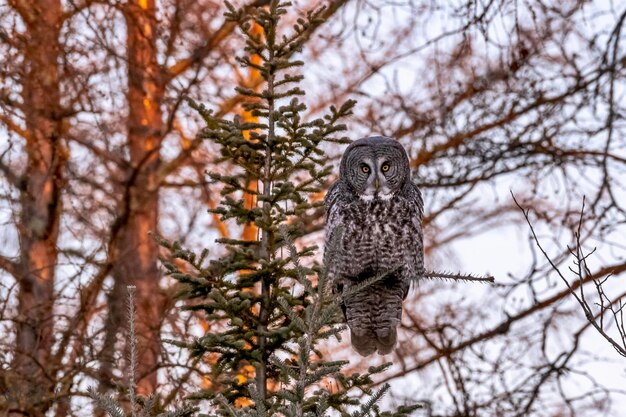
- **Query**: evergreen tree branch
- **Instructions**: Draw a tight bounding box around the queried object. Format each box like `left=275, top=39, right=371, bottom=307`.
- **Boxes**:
left=422, top=270, right=495, bottom=283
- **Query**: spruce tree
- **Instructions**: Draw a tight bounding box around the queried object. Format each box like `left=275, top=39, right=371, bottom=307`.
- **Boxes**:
left=89, top=286, right=197, bottom=417
left=160, top=1, right=422, bottom=416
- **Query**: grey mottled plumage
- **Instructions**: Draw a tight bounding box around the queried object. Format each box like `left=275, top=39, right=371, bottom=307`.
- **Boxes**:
left=324, top=136, right=424, bottom=356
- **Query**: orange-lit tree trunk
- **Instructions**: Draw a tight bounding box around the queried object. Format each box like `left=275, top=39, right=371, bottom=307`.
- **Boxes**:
left=232, top=23, right=264, bottom=407
left=240, top=24, right=263, bottom=243
left=98, top=0, right=165, bottom=396
left=7, top=1, right=66, bottom=416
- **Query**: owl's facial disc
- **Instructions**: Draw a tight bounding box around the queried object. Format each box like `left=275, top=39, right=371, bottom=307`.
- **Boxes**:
left=359, top=158, right=394, bottom=201
left=340, top=137, right=410, bottom=201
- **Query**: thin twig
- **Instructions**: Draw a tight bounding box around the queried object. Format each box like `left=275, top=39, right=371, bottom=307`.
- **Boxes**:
left=127, top=285, right=138, bottom=417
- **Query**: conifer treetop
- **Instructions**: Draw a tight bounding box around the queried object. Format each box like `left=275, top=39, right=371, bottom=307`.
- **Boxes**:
left=160, top=1, right=423, bottom=415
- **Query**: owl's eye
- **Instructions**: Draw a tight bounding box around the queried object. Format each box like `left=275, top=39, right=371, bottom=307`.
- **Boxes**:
left=361, top=165, right=370, bottom=174
left=381, top=163, right=390, bottom=172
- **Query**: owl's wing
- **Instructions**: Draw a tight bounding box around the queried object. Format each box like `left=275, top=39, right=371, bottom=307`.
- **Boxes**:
left=323, top=182, right=343, bottom=264
left=407, top=182, right=425, bottom=291
left=324, top=181, right=341, bottom=216
left=407, top=182, right=424, bottom=226
left=324, top=182, right=343, bottom=281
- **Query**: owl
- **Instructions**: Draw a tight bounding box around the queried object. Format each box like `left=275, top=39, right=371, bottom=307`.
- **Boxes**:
left=324, top=136, right=424, bottom=356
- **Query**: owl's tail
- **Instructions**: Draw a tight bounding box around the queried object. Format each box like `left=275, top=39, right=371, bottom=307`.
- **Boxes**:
left=350, top=328, right=378, bottom=356
left=343, top=280, right=404, bottom=356
left=350, top=326, right=397, bottom=356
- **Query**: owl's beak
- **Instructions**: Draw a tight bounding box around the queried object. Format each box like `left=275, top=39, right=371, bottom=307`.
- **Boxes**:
left=374, top=177, right=380, bottom=191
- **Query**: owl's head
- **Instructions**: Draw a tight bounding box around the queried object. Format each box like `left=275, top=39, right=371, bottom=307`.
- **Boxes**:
left=339, top=136, right=411, bottom=201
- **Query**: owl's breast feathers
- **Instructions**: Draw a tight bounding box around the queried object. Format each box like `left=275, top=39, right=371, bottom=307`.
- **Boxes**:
left=324, top=181, right=424, bottom=281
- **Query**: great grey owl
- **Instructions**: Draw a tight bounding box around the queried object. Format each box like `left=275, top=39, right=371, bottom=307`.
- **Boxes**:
left=324, top=136, right=424, bottom=356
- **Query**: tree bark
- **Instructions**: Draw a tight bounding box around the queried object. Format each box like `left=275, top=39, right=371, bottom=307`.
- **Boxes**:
left=7, top=1, right=66, bottom=416
left=98, top=0, right=165, bottom=397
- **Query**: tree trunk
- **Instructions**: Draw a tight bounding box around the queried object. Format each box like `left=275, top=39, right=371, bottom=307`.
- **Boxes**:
left=8, top=1, right=66, bottom=416
left=98, top=0, right=165, bottom=397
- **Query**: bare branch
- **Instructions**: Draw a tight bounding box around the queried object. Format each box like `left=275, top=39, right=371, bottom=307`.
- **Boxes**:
left=514, top=193, right=626, bottom=357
